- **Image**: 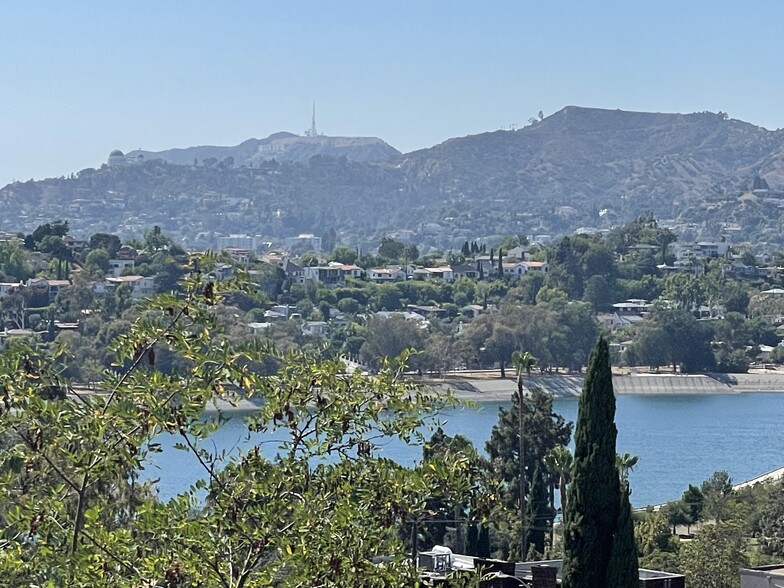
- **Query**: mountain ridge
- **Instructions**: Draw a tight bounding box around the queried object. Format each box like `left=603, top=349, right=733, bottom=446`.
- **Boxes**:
left=126, top=133, right=401, bottom=166
left=3, top=106, right=784, bottom=250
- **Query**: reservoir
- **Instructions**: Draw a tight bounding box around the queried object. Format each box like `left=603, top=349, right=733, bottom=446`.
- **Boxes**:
left=143, top=392, right=784, bottom=508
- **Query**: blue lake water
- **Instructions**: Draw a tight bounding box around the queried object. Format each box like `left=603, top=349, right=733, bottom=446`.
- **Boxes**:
left=141, top=393, right=784, bottom=508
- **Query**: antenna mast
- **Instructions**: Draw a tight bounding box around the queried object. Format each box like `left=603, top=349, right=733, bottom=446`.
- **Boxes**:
left=305, top=101, right=319, bottom=137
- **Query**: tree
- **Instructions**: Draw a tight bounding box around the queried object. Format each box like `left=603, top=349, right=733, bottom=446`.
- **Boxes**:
left=0, top=262, right=471, bottom=586
left=485, top=385, right=572, bottom=556
left=701, top=470, right=734, bottom=522
left=25, top=220, right=69, bottom=250
left=88, top=233, right=122, bottom=258
left=359, top=315, right=425, bottom=370
left=331, top=246, right=358, bottom=265
left=403, top=243, right=419, bottom=263
left=85, top=248, right=111, bottom=274
left=526, top=464, right=552, bottom=556
left=562, top=338, right=637, bottom=587
left=758, top=480, right=784, bottom=556
left=635, top=511, right=679, bottom=568
left=545, top=445, right=572, bottom=528
left=377, top=237, right=405, bottom=261
left=606, top=482, right=639, bottom=588
left=143, top=225, right=171, bottom=252
left=679, top=521, right=748, bottom=588
left=682, top=484, right=704, bottom=524
left=0, top=241, right=33, bottom=281
left=513, top=350, right=537, bottom=559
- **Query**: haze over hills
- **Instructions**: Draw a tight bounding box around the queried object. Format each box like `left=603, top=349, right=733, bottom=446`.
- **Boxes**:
left=3, top=106, right=784, bottom=251
left=127, top=133, right=401, bottom=165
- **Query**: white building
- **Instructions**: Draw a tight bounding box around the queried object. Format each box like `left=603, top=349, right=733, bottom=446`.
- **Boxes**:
left=217, top=234, right=259, bottom=251
left=284, top=234, right=322, bottom=253
left=109, top=258, right=135, bottom=277
left=98, top=275, right=156, bottom=299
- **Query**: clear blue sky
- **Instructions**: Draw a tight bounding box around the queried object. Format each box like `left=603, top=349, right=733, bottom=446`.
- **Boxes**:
left=2, top=1, right=783, bottom=186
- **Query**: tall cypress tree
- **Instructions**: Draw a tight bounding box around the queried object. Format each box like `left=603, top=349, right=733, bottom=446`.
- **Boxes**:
left=526, top=463, right=551, bottom=556
left=606, top=482, right=639, bottom=588
left=562, top=338, right=632, bottom=588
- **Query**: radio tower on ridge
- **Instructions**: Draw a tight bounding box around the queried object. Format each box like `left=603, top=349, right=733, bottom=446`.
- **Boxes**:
left=305, top=101, right=319, bottom=137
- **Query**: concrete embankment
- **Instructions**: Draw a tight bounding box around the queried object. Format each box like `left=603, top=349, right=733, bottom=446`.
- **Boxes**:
left=427, top=371, right=784, bottom=402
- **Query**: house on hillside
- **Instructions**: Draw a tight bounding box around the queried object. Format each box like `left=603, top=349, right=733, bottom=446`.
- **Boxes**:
left=450, top=264, right=479, bottom=280
left=284, top=233, right=322, bottom=253
left=522, top=261, right=548, bottom=274
left=281, top=259, right=305, bottom=285
left=610, top=299, right=651, bottom=330
left=98, top=275, right=156, bottom=299
left=407, top=304, right=447, bottom=319
left=0, top=282, right=21, bottom=299
left=412, top=266, right=454, bottom=283
left=26, top=278, right=71, bottom=303
left=109, top=258, right=135, bottom=277
left=332, top=263, right=363, bottom=280
left=303, top=265, right=344, bottom=286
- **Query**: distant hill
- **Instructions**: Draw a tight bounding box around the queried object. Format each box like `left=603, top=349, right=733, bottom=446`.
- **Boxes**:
left=3, top=106, right=784, bottom=250
left=127, top=133, right=401, bottom=165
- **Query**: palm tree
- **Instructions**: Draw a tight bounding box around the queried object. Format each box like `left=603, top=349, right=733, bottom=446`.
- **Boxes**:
left=545, top=445, right=573, bottom=544
left=511, top=350, right=536, bottom=560
left=512, top=350, right=537, bottom=378
left=616, top=452, right=639, bottom=482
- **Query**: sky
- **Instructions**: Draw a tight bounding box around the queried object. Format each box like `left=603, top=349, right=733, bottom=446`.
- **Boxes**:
left=2, top=1, right=784, bottom=187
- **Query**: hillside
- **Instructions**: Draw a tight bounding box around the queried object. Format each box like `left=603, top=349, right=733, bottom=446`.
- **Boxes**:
left=127, top=133, right=401, bottom=165
left=3, top=106, right=784, bottom=250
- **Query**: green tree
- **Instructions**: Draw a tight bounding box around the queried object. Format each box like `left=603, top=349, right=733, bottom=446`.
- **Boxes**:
left=607, top=482, right=639, bottom=588
left=635, top=511, right=680, bottom=567
left=562, top=338, right=637, bottom=587
left=701, top=470, right=734, bottom=522
left=485, top=387, right=572, bottom=516
left=526, top=463, right=552, bottom=556
left=0, top=265, right=470, bottom=586
left=679, top=521, right=748, bottom=588
left=377, top=237, right=405, bottom=261
left=545, top=445, right=572, bottom=528
left=88, top=233, right=122, bottom=258
left=359, top=314, right=425, bottom=370
left=331, top=246, right=358, bottom=265
left=682, top=484, right=704, bottom=524
left=143, top=225, right=171, bottom=252
left=758, top=480, right=784, bottom=556
left=85, top=248, right=111, bottom=274
left=337, top=297, right=361, bottom=314
left=0, top=241, right=34, bottom=281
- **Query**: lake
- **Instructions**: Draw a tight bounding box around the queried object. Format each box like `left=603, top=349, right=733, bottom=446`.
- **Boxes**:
left=141, top=393, right=784, bottom=508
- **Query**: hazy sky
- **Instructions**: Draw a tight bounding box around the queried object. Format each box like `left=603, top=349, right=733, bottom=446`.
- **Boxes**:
left=2, top=1, right=783, bottom=186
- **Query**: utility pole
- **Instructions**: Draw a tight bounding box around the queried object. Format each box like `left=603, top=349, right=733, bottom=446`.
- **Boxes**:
left=519, top=373, right=526, bottom=561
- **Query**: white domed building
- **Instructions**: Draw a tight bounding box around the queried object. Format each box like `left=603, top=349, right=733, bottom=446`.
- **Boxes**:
left=108, top=149, right=126, bottom=166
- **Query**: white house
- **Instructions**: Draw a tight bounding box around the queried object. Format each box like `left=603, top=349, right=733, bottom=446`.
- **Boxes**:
left=109, top=258, right=135, bottom=277
left=102, top=275, right=156, bottom=299
left=0, top=282, right=21, bottom=298
left=368, top=266, right=408, bottom=282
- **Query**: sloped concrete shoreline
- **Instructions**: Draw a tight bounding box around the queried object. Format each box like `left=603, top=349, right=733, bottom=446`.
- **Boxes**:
left=427, top=371, right=784, bottom=402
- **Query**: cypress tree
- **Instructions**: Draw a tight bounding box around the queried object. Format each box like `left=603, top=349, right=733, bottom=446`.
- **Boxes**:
left=497, top=248, right=504, bottom=277
left=526, top=463, right=551, bottom=556
left=562, top=338, right=626, bottom=588
left=606, top=483, right=639, bottom=588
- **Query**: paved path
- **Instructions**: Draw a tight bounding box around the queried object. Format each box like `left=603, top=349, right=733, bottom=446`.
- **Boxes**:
left=734, top=466, right=784, bottom=490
